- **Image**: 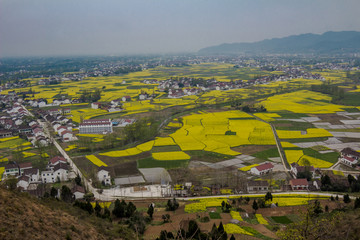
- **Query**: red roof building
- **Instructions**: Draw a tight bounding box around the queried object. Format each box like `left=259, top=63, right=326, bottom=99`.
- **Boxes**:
left=250, top=162, right=274, bottom=175
left=290, top=178, right=309, bottom=190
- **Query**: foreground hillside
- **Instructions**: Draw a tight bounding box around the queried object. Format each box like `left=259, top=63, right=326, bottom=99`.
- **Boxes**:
left=0, top=188, right=116, bottom=240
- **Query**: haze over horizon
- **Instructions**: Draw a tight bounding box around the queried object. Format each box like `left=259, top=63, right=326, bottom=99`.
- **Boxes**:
left=1, top=0, right=360, bottom=58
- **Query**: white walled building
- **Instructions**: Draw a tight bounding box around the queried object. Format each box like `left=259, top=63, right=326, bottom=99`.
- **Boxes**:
left=97, top=166, right=111, bottom=185
left=79, top=119, right=113, bottom=134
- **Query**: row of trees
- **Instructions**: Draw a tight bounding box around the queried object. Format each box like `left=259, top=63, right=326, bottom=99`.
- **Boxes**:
left=79, top=89, right=102, bottom=103
left=321, top=174, right=360, bottom=192
left=310, top=83, right=345, bottom=103
left=156, top=221, right=235, bottom=240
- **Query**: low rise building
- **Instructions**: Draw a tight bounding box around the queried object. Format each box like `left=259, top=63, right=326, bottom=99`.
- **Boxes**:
left=250, top=162, right=274, bottom=175
left=289, top=178, right=309, bottom=190
left=97, top=166, right=111, bottom=185
left=79, top=119, right=113, bottom=134
left=247, top=180, right=269, bottom=192
left=339, top=147, right=360, bottom=166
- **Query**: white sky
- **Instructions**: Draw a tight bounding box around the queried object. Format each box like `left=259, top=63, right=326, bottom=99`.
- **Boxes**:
left=1, top=0, right=360, bottom=57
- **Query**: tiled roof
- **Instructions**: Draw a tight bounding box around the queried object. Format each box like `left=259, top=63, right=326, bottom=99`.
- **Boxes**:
left=290, top=178, right=308, bottom=186
left=255, top=162, right=274, bottom=171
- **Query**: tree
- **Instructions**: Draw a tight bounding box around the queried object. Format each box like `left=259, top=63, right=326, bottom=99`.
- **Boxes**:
left=85, top=200, right=94, bottom=214
left=265, top=192, right=273, bottom=202
left=4, top=176, right=18, bottom=191
left=311, top=200, right=323, bottom=217
left=343, top=194, right=351, bottom=203
left=210, top=223, right=219, bottom=239
left=166, top=198, right=179, bottom=211
left=221, top=200, right=226, bottom=211
left=186, top=220, right=200, bottom=239
left=277, top=211, right=344, bottom=240
left=217, top=221, right=227, bottom=240
left=354, top=197, right=360, bottom=209
left=50, top=187, right=58, bottom=198
left=61, top=185, right=73, bottom=202
left=348, top=174, right=356, bottom=185
left=112, top=199, right=126, bottom=218
left=147, top=204, right=154, bottom=219
left=103, top=207, right=111, bottom=219
left=230, top=234, right=236, bottom=240
left=94, top=201, right=102, bottom=217
left=128, top=212, right=146, bottom=236
left=126, top=201, right=137, bottom=218
left=252, top=200, right=259, bottom=213
left=74, top=173, right=82, bottom=186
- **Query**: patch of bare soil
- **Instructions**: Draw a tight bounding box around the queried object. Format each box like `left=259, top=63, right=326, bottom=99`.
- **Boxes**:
left=232, top=145, right=276, bottom=155
left=313, top=114, right=349, bottom=125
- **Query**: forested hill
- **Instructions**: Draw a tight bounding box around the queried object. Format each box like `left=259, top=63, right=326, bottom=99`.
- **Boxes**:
left=198, top=31, right=360, bottom=54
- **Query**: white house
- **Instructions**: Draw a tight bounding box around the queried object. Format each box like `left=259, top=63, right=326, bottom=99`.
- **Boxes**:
left=38, top=101, right=47, bottom=108
left=79, top=119, right=113, bottom=134
left=91, top=102, right=101, bottom=109
left=340, top=147, right=360, bottom=166
left=17, top=175, right=30, bottom=190
left=41, top=170, right=56, bottom=183
left=57, top=126, right=68, bottom=135
left=61, top=130, right=74, bottom=142
left=53, top=163, right=69, bottom=182
left=23, top=168, right=41, bottom=183
left=4, top=164, right=19, bottom=178
left=247, top=180, right=269, bottom=192
left=97, top=166, right=111, bottom=185
left=72, top=185, right=85, bottom=199
left=122, top=96, right=131, bottom=102
left=41, top=163, right=69, bottom=183
left=49, top=156, right=67, bottom=167
left=250, top=162, right=274, bottom=175
left=139, top=94, right=148, bottom=100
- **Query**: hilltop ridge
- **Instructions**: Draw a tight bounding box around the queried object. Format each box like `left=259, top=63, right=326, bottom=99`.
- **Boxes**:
left=198, top=31, right=360, bottom=54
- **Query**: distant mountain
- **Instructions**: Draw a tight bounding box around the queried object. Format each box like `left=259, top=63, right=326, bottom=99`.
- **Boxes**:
left=198, top=31, right=360, bottom=54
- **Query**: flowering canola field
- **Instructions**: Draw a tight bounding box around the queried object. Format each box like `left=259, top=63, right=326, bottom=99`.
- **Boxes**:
left=224, top=224, right=253, bottom=235
left=255, top=214, right=269, bottom=225
left=261, top=90, right=347, bottom=114
left=0, top=167, right=4, bottom=181
left=285, top=149, right=333, bottom=168
left=86, top=155, right=108, bottom=167
left=152, top=151, right=190, bottom=161
left=100, top=110, right=277, bottom=159
left=277, top=128, right=332, bottom=139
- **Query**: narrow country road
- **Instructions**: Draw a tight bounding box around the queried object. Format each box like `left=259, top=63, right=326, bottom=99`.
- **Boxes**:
left=250, top=113, right=290, bottom=171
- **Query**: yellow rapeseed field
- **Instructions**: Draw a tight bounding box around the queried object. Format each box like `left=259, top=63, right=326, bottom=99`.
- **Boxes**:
left=239, top=164, right=259, bottom=172
left=277, top=128, right=332, bottom=139
left=0, top=167, right=5, bottom=181
left=86, top=155, right=108, bottom=167
left=152, top=151, right=190, bottom=160
left=262, top=90, right=347, bottom=114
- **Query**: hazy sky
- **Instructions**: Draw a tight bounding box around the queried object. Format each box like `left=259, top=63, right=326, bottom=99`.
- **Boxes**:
left=1, top=0, right=360, bottom=57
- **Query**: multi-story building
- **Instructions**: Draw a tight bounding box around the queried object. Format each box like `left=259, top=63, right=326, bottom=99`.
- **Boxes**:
left=79, top=119, right=113, bottom=134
